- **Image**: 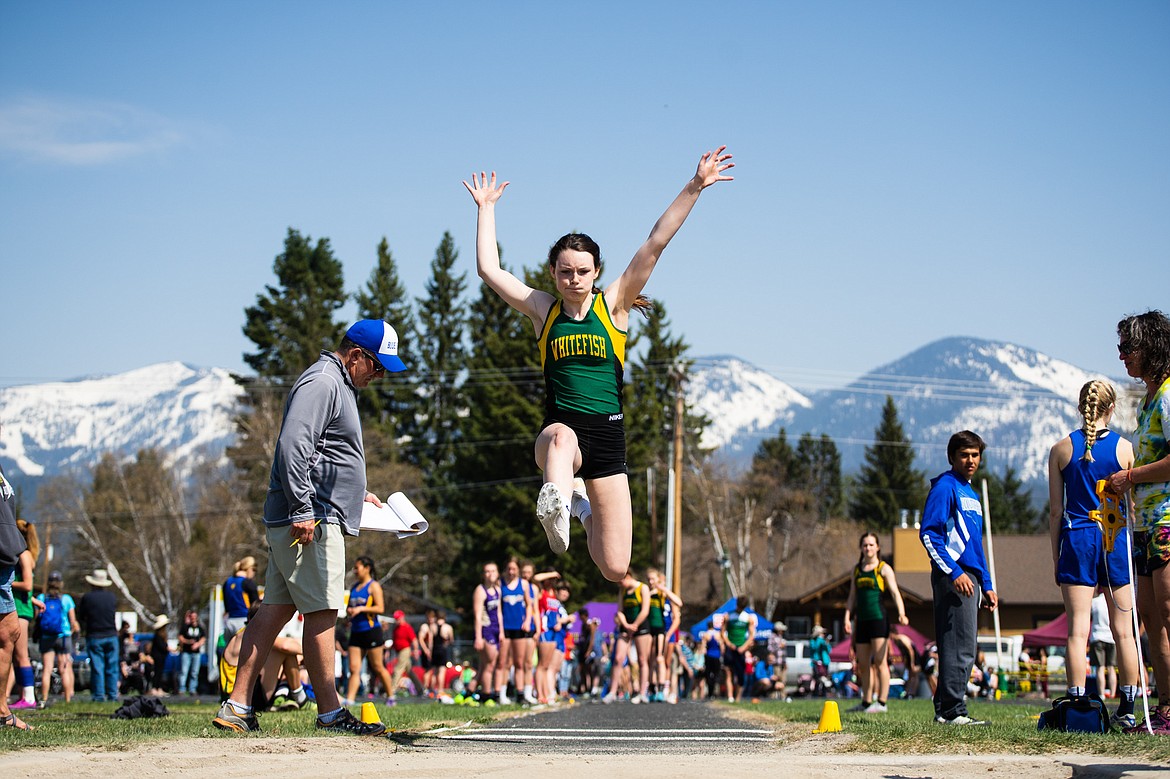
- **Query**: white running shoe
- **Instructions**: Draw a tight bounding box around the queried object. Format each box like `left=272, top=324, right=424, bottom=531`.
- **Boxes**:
left=865, top=701, right=888, bottom=713
left=497, top=693, right=511, bottom=706
left=536, top=482, right=570, bottom=554
left=936, top=714, right=988, bottom=726
left=601, top=692, right=617, bottom=704
left=570, top=478, right=591, bottom=524
left=523, top=690, right=539, bottom=706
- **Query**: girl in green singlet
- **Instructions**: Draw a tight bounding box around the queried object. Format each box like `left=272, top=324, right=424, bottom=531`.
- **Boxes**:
left=603, top=571, right=651, bottom=703
left=843, top=532, right=908, bottom=714
left=464, top=149, right=734, bottom=582
left=646, top=568, right=682, bottom=703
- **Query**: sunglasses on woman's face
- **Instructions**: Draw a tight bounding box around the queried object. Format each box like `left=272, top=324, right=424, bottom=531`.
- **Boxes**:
left=1119, top=341, right=1137, bottom=356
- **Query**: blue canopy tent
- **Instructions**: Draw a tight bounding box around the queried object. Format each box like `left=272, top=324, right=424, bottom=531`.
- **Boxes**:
left=689, top=598, right=774, bottom=641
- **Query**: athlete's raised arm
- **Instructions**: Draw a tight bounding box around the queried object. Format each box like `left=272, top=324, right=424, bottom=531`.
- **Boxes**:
left=463, top=171, right=554, bottom=330
left=606, top=147, right=734, bottom=317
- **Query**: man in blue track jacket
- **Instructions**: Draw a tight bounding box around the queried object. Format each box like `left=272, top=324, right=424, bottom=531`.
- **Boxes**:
left=919, top=430, right=998, bottom=725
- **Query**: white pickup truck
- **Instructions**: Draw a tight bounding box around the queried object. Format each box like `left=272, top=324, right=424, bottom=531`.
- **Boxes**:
left=783, top=639, right=852, bottom=685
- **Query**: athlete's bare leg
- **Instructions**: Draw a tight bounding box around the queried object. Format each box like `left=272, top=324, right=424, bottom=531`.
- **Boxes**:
left=535, top=424, right=582, bottom=502
left=583, top=474, right=632, bottom=582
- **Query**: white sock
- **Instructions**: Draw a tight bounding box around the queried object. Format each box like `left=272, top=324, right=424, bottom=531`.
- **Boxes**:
left=570, top=491, right=592, bottom=525
left=227, top=700, right=253, bottom=716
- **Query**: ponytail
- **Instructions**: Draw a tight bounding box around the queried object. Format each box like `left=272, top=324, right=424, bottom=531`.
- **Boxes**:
left=589, top=284, right=652, bottom=317
left=1078, top=380, right=1116, bottom=463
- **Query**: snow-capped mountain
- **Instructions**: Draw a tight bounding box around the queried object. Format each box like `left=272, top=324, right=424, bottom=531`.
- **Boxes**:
left=0, top=362, right=243, bottom=484
left=0, top=339, right=1133, bottom=503
left=687, top=337, right=1135, bottom=485
left=687, top=355, right=813, bottom=456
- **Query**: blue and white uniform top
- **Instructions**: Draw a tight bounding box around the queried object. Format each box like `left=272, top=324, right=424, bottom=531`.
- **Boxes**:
left=349, top=579, right=378, bottom=633
left=223, top=574, right=254, bottom=619
left=1061, top=429, right=1125, bottom=531
left=500, top=578, right=528, bottom=631
left=919, top=469, right=994, bottom=589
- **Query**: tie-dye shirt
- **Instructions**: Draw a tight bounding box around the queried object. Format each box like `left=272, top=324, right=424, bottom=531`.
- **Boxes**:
left=1133, top=376, right=1170, bottom=530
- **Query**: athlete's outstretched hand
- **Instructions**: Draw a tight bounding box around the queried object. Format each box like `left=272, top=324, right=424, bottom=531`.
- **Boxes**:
left=694, top=146, right=735, bottom=189
left=463, top=171, right=509, bottom=207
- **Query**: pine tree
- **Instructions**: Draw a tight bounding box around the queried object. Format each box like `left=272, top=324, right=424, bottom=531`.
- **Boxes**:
left=241, top=228, right=347, bottom=381
left=413, top=232, right=468, bottom=487
left=444, top=261, right=551, bottom=592
left=796, top=432, right=843, bottom=521
left=752, top=429, right=798, bottom=484
left=231, top=228, right=348, bottom=514
left=849, top=396, right=926, bottom=529
left=979, top=462, right=1042, bottom=534
left=745, top=428, right=809, bottom=516
left=624, top=301, right=709, bottom=570
left=353, top=237, right=420, bottom=459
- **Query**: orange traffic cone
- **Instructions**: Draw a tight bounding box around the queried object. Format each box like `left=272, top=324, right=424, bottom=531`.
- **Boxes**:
left=812, top=700, right=842, bottom=733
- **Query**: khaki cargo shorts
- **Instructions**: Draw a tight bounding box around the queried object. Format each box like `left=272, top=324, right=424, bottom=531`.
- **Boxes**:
left=263, top=522, right=345, bottom=614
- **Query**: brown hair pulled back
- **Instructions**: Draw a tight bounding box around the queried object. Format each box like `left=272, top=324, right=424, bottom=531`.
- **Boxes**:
left=547, top=233, right=653, bottom=316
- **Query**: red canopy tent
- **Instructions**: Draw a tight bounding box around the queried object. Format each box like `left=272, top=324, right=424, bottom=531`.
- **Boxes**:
left=1022, top=613, right=1068, bottom=649
left=829, top=623, right=932, bottom=662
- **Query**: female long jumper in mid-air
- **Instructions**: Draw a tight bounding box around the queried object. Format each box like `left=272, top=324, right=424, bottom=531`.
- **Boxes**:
left=463, top=147, right=734, bottom=581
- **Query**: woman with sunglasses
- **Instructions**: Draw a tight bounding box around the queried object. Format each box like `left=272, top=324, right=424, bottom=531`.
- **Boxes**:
left=463, top=148, right=734, bottom=581
left=1107, top=310, right=1170, bottom=733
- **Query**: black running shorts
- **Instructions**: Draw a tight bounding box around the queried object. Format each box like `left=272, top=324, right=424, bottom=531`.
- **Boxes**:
left=541, top=410, right=627, bottom=480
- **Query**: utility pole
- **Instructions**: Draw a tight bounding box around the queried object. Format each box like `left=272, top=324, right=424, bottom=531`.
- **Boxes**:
left=671, top=366, right=684, bottom=594
left=648, top=467, right=657, bottom=565
left=40, top=521, right=53, bottom=592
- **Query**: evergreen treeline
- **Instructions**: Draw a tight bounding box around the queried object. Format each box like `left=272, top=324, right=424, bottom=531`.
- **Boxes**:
left=30, top=228, right=1042, bottom=628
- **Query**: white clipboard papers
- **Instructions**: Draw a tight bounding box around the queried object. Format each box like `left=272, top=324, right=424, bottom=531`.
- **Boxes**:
left=359, top=492, right=430, bottom=538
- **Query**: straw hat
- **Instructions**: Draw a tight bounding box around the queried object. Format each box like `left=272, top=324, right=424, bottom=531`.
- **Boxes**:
left=85, top=569, right=114, bottom=587
left=153, top=615, right=170, bottom=630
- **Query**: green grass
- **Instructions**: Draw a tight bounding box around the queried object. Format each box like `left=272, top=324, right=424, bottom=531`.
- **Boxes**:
left=8, top=696, right=1170, bottom=762
left=0, top=698, right=504, bottom=753
left=734, top=697, right=1170, bottom=761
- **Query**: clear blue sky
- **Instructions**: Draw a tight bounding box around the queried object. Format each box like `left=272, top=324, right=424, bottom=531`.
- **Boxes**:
left=2, top=2, right=1166, bottom=390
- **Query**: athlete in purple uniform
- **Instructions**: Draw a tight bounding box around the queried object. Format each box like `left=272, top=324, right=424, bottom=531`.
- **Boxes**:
left=473, top=562, right=504, bottom=702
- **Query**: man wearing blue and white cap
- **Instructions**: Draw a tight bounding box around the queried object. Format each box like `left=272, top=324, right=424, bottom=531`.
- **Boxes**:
left=214, top=320, right=405, bottom=737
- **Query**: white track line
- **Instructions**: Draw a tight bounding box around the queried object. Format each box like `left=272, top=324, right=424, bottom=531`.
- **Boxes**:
left=467, top=728, right=772, bottom=734
left=441, top=734, right=774, bottom=742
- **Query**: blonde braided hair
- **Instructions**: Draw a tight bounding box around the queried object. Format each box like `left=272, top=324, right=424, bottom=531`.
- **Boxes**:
left=1078, top=380, right=1116, bottom=462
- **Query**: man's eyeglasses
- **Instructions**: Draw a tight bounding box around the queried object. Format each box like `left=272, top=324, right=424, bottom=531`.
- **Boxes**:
left=1119, top=341, right=1137, bottom=356
left=360, top=348, right=386, bottom=374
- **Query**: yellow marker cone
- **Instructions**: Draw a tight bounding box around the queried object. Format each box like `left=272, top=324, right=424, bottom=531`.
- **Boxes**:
left=360, top=701, right=380, bottom=724
left=812, top=700, right=842, bottom=733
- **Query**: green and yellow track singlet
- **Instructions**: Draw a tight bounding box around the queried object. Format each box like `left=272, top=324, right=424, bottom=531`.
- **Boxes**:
left=621, top=581, right=644, bottom=623
left=537, top=294, right=626, bottom=415
left=648, top=590, right=666, bottom=630
left=853, top=564, right=887, bottom=622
